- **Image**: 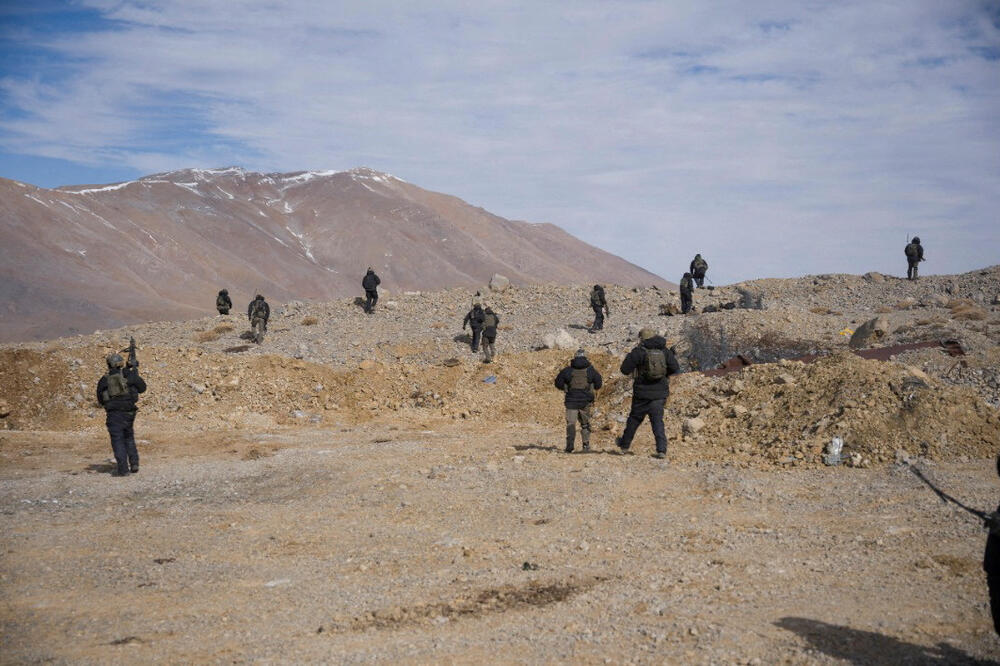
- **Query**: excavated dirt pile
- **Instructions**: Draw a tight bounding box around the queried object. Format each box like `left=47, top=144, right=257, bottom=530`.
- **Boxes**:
left=2, top=344, right=997, bottom=468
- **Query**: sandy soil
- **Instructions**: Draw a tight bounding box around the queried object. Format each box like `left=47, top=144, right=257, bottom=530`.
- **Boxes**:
left=2, top=421, right=998, bottom=664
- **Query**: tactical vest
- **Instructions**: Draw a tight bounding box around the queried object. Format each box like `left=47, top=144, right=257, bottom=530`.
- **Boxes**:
left=483, top=313, right=498, bottom=329
left=216, top=294, right=228, bottom=307
left=568, top=367, right=592, bottom=391
left=102, top=372, right=130, bottom=403
left=590, top=290, right=603, bottom=307
left=641, top=348, right=668, bottom=381
left=251, top=300, right=267, bottom=320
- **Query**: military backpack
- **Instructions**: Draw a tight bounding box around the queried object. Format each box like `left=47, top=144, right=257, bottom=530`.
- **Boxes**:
left=568, top=367, right=592, bottom=391
left=102, top=371, right=130, bottom=403
left=251, top=300, right=267, bottom=320
left=641, top=348, right=668, bottom=382
left=905, top=243, right=918, bottom=258
left=483, top=313, right=498, bottom=329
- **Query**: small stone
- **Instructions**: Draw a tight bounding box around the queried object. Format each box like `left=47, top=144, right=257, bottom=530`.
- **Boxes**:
left=728, top=405, right=748, bottom=418
left=775, top=374, right=796, bottom=385
left=683, top=417, right=705, bottom=434
left=358, top=359, right=376, bottom=370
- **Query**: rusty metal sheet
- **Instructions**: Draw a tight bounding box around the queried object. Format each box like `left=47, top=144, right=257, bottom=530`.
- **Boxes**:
left=702, top=354, right=753, bottom=377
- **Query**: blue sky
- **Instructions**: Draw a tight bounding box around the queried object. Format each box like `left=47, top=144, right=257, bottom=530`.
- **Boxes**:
left=1, top=0, right=998, bottom=283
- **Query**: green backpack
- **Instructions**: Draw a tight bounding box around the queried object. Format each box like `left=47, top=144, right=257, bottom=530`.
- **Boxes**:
left=568, top=367, right=591, bottom=391
left=641, top=348, right=668, bottom=381
left=103, top=372, right=129, bottom=402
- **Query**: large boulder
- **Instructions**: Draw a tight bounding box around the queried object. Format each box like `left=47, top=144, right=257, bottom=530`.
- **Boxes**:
left=542, top=329, right=579, bottom=350
left=489, top=274, right=510, bottom=293
left=849, top=316, right=889, bottom=349
left=920, top=293, right=949, bottom=308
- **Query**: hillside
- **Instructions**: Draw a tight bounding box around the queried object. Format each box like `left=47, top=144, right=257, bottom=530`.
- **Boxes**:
left=0, top=167, right=669, bottom=342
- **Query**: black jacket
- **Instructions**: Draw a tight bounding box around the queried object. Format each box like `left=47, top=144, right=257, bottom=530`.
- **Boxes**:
left=217, top=292, right=232, bottom=308
left=986, top=503, right=1000, bottom=575
left=555, top=357, right=603, bottom=408
left=590, top=287, right=607, bottom=310
left=362, top=270, right=381, bottom=291
left=690, top=256, right=708, bottom=275
left=620, top=336, right=680, bottom=400
left=905, top=242, right=924, bottom=262
left=679, top=276, right=694, bottom=296
left=248, top=298, right=270, bottom=323
left=464, top=305, right=485, bottom=330
left=96, top=367, right=147, bottom=412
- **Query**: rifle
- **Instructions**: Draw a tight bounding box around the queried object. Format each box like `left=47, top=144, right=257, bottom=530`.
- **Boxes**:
left=907, top=463, right=990, bottom=523
left=120, top=336, right=139, bottom=369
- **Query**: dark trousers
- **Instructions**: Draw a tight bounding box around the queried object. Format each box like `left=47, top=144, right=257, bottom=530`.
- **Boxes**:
left=681, top=292, right=693, bottom=314
left=619, top=397, right=667, bottom=454
left=365, top=289, right=378, bottom=313
left=693, top=274, right=705, bottom=288
left=469, top=327, right=482, bottom=352
left=106, top=410, right=138, bottom=474
left=907, top=260, right=919, bottom=280
left=217, top=307, right=230, bottom=315
left=989, top=574, right=1000, bottom=636
left=591, top=305, right=604, bottom=330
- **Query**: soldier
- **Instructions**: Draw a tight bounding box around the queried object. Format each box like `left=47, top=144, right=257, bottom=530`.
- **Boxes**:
left=690, top=254, right=709, bottom=288
left=616, top=328, right=680, bottom=459
left=462, top=301, right=486, bottom=353
left=589, top=284, right=609, bottom=333
left=248, top=294, right=270, bottom=343
left=679, top=272, right=694, bottom=314
left=362, top=267, right=381, bottom=313
left=482, top=306, right=500, bottom=363
left=905, top=237, right=924, bottom=280
left=554, top=349, right=603, bottom=453
left=96, top=352, right=147, bottom=476
left=216, top=288, right=232, bottom=315
left=985, top=455, right=1000, bottom=636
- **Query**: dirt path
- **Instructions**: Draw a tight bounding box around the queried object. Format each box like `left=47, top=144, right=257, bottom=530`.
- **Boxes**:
left=2, top=423, right=998, bottom=664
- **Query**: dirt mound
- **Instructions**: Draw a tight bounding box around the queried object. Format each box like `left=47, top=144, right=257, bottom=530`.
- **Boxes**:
left=658, top=352, right=1000, bottom=467
left=2, top=344, right=997, bottom=468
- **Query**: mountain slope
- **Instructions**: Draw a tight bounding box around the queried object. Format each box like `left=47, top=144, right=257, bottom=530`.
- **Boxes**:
left=0, top=167, right=669, bottom=341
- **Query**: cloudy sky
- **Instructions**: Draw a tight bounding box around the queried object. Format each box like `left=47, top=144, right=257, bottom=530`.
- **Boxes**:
left=1, top=1, right=998, bottom=283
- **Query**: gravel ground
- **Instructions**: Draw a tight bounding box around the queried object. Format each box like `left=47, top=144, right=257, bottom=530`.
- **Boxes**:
left=1, top=425, right=999, bottom=664
left=2, top=266, right=999, bottom=663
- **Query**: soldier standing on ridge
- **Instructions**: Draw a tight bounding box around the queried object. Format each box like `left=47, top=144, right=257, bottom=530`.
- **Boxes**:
left=616, top=328, right=680, bottom=460
left=463, top=301, right=485, bottom=353
left=555, top=348, right=603, bottom=453
left=905, top=237, right=925, bottom=280
left=589, top=285, right=609, bottom=333
left=690, top=254, right=709, bottom=288
left=96, top=352, right=147, bottom=477
left=482, top=306, right=500, bottom=363
left=362, top=267, right=381, bottom=313
left=679, top=272, right=694, bottom=315
left=216, top=289, right=232, bottom=315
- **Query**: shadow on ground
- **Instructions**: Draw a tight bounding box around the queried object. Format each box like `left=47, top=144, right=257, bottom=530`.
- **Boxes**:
left=775, top=617, right=999, bottom=665
left=513, top=444, right=624, bottom=457
left=85, top=462, right=116, bottom=474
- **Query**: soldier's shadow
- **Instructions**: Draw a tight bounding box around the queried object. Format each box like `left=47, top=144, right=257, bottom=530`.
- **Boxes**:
left=566, top=324, right=591, bottom=331
left=513, top=444, right=622, bottom=456
left=85, top=462, right=116, bottom=474
left=453, top=333, right=472, bottom=344
left=774, top=617, right=998, bottom=665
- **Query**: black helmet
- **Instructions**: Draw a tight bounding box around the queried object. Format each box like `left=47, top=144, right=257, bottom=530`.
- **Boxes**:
left=593, top=284, right=602, bottom=290
left=911, top=236, right=920, bottom=244
left=106, top=353, right=124, bottom=369
left=683, top=272, right=692, bottom=278
left=255, top=294, right=264, bottom=300
left=220, top=289, right=228, bottom=295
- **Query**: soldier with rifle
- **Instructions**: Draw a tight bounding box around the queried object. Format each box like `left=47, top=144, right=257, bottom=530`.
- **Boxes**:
left=96, top=338, right=146, bottom=477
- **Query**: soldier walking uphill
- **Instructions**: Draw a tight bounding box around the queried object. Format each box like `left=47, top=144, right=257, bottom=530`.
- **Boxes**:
left=216, top=289, right=232, bottom=315
left=96, top=352, right=147, bottom=477
left=481, top=307, right=500, bottom=363
left=463, top=301, right=485, bottom=353
left=679, top=272, right=694, bottom=314
left=589, top=285, right=609, bottom=333
left=616, top=328, right=680, bottom=459
left=362, top=267, right=381, bottom=314
left=554, top=349, right=603, bottom=453
left=689, top=254, right=709, bottom=288
left=248, top=294, right=270, bottom=343
left=905, top=237, right=925, bottom=280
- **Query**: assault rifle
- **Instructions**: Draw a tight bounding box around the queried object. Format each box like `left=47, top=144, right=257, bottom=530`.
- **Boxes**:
left=121, top=336, right=139, bottom=369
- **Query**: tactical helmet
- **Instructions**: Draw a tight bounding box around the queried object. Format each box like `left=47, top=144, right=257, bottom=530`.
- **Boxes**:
left=912, top=236, right=920, bottom=244
left=593, top=284, right=602, bottom=290
left=574, top=348, right=586, bottom=358
left=639, top=327, right=656, bottom=340
left=106, top=353, right=124, bottom=369
left=255, top=294, right=263, bottom=300
left=220, top=289, right=228, bottom=294
left=683, top=272, right=692, bottom=278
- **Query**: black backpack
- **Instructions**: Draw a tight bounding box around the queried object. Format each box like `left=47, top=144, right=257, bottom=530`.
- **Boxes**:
left=905, top=243, right=918, bottom=258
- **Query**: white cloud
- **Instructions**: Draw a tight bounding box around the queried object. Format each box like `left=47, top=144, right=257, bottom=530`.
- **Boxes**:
left=1, top=0, right=998, bottom=281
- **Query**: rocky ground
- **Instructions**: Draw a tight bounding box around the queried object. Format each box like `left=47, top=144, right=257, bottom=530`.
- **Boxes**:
left=2, top=266, right=1000, bottom=663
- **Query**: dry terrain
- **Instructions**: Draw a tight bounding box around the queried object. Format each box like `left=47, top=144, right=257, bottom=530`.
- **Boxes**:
left=2, top=267, right=1000, bottom=663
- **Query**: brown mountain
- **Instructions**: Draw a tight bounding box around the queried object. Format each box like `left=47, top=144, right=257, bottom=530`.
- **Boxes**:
left=0, top=167, right=669, bottom=341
